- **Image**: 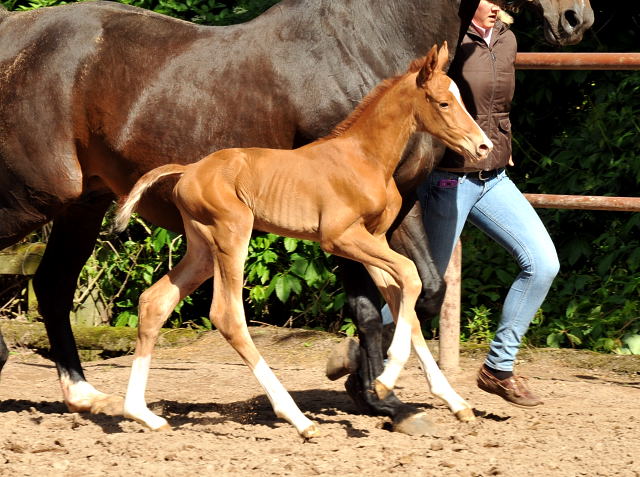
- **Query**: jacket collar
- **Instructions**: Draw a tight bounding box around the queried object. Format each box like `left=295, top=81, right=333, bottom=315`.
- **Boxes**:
left=466, top=20, right=509, bottom=48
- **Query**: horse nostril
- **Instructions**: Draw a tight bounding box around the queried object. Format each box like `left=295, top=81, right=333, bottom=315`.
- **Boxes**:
left=477, top=143, right=490, bottom=157
left=564, top=9, right=580, bottom=29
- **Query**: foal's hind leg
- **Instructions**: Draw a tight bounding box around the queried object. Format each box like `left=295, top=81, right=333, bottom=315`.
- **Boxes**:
left=207, top=219, right=318, bottom=438
left=124, top=240, right=213, bottom=430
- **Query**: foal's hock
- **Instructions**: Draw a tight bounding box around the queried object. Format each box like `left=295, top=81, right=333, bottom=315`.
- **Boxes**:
left=116, top=43, right=491, bottom=437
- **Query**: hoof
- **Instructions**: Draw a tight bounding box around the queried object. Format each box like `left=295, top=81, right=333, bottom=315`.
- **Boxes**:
left=301, top=422, right=320, bottom=440
left=154, top=422, right=172, bottom=432
left=344, top=374, right=376, bottom=415
left=90, top=395, right=125, bottom=416
left=374, top=378, right=392, bottom=400
left=455, top=408, right=476, bottom=422
left=123, top=408, right=170, bottom=431
left=325, top=338, right=360, bottom=381
left=392, top=411, right=439, bottom=437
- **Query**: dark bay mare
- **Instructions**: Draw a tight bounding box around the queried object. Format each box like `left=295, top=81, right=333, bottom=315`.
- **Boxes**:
left=0, top=0, right=593, bottom=433
left=114, top=45, right=490, bottom=436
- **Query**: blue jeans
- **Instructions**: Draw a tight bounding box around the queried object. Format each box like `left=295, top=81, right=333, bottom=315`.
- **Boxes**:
left=417, top=168, right=559, bottom=371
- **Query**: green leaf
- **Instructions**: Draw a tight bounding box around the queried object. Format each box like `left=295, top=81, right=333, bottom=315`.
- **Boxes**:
left=621, top=333, right=640, bottom=355
left=283, top=237, right=298, bottom=253
left=274, top=274, right=291, bottom=303
left=114, top=311, right=130, bottom=327
left=200, top=317, right=213, bottom=330
left=566, top=333, right=582, bottom=346
left=128, top=313, right=139, bottom=328
left=546, top=332, right=564, bottom=348
left=151, top=227, right=171, bottom=252
left=290, top=258, right=309, bottom=278
left=304, top=262, right=321, bottom=285
left=287, top=274, right=302, bottom=296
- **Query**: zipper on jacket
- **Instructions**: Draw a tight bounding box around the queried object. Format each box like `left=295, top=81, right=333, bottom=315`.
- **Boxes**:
left=488, top=47, right=497, bottom=142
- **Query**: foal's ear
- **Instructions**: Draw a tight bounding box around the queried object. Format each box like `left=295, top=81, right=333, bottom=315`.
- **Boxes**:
left=436, top=41, right=450, bottom=71
left=417, top=44, right=439, bottom=88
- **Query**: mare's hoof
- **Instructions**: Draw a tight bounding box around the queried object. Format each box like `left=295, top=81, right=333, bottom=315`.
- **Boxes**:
left=325, top=337, right=360, bottom=381
left=392, top=411, right=439, bottom=437
left=374, top=378, right=392, bottom=400
left=301, top=422, right=320, bottom=440
left=155, top=422, right=172, bottom=432
left=455, top=408, right=476, bottom=422
left=90, top=395, right=125, bottom=416
left=344, top=374, right=376, bottom=414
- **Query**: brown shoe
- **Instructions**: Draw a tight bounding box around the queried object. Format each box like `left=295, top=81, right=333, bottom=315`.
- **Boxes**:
left=476, top=366, right=543, bottom=408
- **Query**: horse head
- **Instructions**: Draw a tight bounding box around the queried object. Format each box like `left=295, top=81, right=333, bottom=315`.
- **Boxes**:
left=413, top=42, right=492, bottom=163
left=508, top=0, right=594, bottom=45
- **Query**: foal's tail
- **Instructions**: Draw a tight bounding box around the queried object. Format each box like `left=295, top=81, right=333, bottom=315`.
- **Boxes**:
left=115, top=164, right=186, bottom=232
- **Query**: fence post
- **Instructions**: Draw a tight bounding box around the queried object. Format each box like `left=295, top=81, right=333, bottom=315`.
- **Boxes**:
left=438, top=239, right=462, bottom=372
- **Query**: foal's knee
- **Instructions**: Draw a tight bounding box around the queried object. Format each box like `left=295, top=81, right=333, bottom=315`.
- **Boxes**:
left=399, top=263, right=422, bottom=302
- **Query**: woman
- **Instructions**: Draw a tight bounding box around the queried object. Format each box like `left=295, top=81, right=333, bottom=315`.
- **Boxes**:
left=418, top=0, right=559, bottom=407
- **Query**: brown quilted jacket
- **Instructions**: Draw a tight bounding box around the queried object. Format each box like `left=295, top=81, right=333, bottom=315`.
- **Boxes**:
left=439, top=20, right=517, bottom=171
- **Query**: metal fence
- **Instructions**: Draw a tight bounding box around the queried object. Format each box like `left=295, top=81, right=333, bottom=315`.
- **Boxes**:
left=438, top=52, right=640, bottom=371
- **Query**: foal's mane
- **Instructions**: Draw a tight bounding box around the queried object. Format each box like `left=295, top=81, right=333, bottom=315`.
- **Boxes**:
left=321, top=56, right=427, bottom=140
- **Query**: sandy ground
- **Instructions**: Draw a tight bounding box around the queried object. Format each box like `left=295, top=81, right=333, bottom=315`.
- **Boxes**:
left=1, top=327, right=639, bottom=476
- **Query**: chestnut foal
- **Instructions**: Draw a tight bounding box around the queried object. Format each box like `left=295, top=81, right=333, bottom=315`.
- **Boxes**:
left=116, top=43, right=491, bottom=438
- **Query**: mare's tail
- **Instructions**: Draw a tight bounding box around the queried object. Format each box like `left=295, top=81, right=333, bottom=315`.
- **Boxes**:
left=115, top=164, right=186, bottom=232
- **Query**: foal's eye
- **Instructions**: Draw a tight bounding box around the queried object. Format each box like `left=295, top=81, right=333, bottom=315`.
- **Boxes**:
left=439, top=102, right=449, bottom=109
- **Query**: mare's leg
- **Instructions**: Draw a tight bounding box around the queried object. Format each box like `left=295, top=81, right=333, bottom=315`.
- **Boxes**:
left=0, top=186, right=61, bottom=381
left=123, top=235, right=214, bottom=430
left=207, top=219, right=318, bottom=438
left=337, top=262, right=427, bottom=395
left=32, top=196, right=123, bottom=414
left=0, top=332, right=8, bottom=376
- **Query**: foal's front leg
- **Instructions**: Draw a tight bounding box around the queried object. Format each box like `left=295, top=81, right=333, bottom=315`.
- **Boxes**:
left=367, top=264, right=473, bottom=421
left=326, top=225, right=473, bottom=420
left=324, top=226, right=422, bottom=395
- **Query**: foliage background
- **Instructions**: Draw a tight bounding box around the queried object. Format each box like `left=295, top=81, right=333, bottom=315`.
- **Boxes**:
left=1, top=0, right=639, bottom=353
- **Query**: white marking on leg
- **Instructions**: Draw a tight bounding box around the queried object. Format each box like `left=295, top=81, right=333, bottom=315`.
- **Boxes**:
left=124, top=355, right=169, bottom=430
left=412, top=340, right=472, bottom=415
left=252, top=358, right=317, bottom=437
left=375, top=317, right=412, bottom=393
left=60, top=373, right=108, bottom=412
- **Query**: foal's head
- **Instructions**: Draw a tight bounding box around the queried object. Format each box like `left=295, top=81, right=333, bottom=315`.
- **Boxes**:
left=412, top=43, right=492, bottom=162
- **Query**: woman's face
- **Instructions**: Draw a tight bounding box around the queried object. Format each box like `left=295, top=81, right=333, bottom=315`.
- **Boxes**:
left=473, top=0, right=503, bottom=29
